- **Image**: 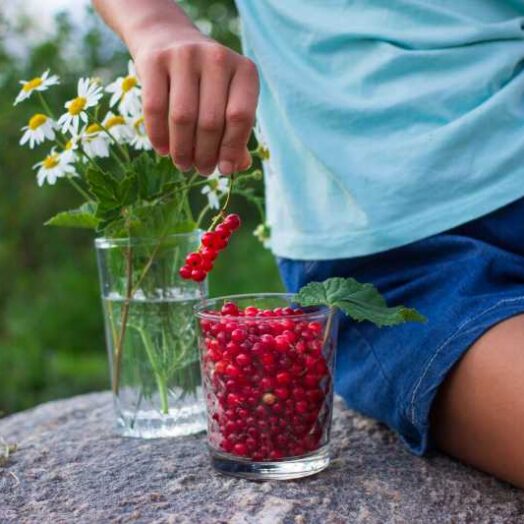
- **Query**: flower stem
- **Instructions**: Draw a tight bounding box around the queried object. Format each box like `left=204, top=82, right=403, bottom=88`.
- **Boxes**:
left=136, top=325, right=170, bottom=415
left=37, top=92, right=56, bottom=120
left=112, top=242, right=133, bottom=395
left=91, top=114, right=131, bottom=162
left=65, top=175, right=92, bottom=201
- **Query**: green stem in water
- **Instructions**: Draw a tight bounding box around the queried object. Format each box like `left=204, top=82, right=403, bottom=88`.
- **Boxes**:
left=112, top=242, right=133, bottom=395
left=136, top=325, right=170, bottom=415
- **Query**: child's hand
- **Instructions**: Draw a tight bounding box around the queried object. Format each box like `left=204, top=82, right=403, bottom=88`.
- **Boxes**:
left=131, top=26, right=259, bottom=176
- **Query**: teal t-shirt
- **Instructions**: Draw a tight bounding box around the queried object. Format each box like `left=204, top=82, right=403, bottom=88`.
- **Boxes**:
left=235, top=1, right=524, bottom=259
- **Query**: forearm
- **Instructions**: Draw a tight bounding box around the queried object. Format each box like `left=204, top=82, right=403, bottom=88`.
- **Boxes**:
left=92, top=0, right=199, bottom=55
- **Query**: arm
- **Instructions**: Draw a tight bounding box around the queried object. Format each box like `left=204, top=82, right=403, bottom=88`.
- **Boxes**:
left=92, top=0, right=259, bottom=176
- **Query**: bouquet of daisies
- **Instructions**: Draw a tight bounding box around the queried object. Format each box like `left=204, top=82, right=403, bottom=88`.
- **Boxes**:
left=13, top=62, right=269, bottom=412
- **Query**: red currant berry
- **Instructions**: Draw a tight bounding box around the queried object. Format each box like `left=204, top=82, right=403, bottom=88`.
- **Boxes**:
left=227, top=393, right=242, bottom=407
left=308, top=321, right=323, bottom=333
left=225, top=364, right=241, bottom=377
left=275, top=335, right=290, bottom=352
left=191, top=269, right=206, bottom=282
left=201, top=231, right=218, bottom=248
left=215, top=223, right=232, bottom=240
left=233, top=443, right=247, bottom=456
left=276, top=372, right=291, bottom=385
left=186, top=252, right=202, bottom=267
left=244, top=306, right=260, bottom=317
left=200, top=259, right=213, bottom=272
left=200, top=246, right=218, bottom=262
left=178, top=265, right=192, bottom=279
left=223, top=213, right=241, bottom=231
left=235, top=353, right=251, bottom=367
left=221, top=302, right=239, bottom=316
left=231, top=328, right=248, bottom=343
left=274, top=387, right=290, bottom=400
left=260, top=377, right=275, bottom=391
left=295, top=400, right=308, bottom=414
left=215, top=361, right=227, bottom=374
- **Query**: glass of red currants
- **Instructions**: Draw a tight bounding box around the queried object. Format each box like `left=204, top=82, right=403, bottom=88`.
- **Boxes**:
left=195, top=294, right=338, bottom=480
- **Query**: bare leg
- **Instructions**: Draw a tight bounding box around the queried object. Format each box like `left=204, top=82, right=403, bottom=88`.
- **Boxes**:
left=432, top=314, right=524, bottom=488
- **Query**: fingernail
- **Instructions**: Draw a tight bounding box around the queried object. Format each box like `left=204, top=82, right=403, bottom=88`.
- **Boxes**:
left=156, top=146, right=170, bottom=157
left=219, top=160, right=234, bottom=176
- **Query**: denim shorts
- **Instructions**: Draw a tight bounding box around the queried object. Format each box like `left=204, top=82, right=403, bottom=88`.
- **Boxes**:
left=277, top=198, right=524, bottom=455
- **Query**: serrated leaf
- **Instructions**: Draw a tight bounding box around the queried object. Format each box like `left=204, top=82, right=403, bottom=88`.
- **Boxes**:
left=294, top=277, right=426, bottom=327
left=85, top=167, right=121, bottom=208
left=45, top=202, right=99, bottom=229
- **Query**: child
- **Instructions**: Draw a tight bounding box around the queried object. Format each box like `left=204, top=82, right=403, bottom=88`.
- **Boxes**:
left=93, top=0, right=524, bottom=488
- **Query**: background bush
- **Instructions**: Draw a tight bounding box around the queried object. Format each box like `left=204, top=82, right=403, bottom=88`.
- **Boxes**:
left=0, top=1, right=283, bottom=416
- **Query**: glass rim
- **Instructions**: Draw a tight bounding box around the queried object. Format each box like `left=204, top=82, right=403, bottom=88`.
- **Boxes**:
left=194, top=293, right=330, bottom=322
left=95, top=229, right=203, bottom=248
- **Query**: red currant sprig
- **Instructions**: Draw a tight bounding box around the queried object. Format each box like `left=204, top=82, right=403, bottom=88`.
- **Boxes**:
left=179, top=213, right=241, bottom=282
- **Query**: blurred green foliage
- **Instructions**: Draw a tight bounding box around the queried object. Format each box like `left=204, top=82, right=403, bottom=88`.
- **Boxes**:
left=0, top=3, right=283, bottom=417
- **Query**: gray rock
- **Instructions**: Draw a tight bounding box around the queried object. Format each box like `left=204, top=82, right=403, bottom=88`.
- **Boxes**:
left=0, top=393, right=522, bottom=523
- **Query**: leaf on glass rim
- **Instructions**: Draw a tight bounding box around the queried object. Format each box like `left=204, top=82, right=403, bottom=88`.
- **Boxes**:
left=45, top=202, right=99, bottom=229
left=294, top=277, right=426, bottom=327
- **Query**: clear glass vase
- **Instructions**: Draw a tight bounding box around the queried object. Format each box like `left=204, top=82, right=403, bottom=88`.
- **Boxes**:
left=95, top=231, right=207, bottom=438
left=196, top=294, right=338, bottom=480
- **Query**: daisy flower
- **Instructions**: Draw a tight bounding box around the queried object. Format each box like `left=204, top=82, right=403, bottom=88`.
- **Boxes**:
left=102, top=111, right=134, bottom=144
left=14, top=70, right=60, bottom=105
left=57, top=78, right=103, bottom=134
left=19, top=113, right=56, bottom=149
left=201, top=169, right=229, bottom=209
left=130, top=115, right=152, bottom=151
left=106, top=60, right=142, bottom=116
left=80, top=124, right=111, bottom=159
left=34, top=149, right=77, bottom=187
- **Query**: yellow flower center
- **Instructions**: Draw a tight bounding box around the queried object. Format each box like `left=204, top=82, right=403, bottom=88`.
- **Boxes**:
left=134, top=116, right=145, bottom=134
left=86, top=123, right=102, bottom=135
left=122, top=76, right=138, bottom=93
left=106, top=115, right=125, bottom=128
left=43, top=154, right=60, bottom=169
left=65, top=140, right=74, bottom=150
left=68, top=96, right=87, bottom=115
left=28, top=114, right=48, bottom=130
left=23, top=77, right=43, bottom=92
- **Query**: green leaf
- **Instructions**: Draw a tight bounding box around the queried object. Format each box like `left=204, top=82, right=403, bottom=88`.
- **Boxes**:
left=45, top=202, right=99, bottom=229
left=132, top=153, right=184, bottom=201
left=85, top=167, right=121, bottom=207
left=294, top=277, right=426, bottom=327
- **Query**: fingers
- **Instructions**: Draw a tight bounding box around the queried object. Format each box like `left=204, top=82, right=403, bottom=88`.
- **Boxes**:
left=218, top=60, right=259, bottom=175
left=168, top=48, right=199, bottom=171
left=140, top=41, right=260, bottom=174
left=137, top=58, right=170, bottom=155
left=193, top=47, right=232, bottom=175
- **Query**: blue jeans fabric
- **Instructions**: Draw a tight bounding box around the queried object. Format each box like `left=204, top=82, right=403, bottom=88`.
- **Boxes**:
left=277, top=198, right=524, bottom=454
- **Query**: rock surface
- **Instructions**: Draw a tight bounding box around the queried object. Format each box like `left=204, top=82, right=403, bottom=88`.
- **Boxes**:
left=0, top=393, right=523, bottom=523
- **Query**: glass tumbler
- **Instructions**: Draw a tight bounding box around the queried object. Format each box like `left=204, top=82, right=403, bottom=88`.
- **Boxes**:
left=195, top=294, right=338, bottom=480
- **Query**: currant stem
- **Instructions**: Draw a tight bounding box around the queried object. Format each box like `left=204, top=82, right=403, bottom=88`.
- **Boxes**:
left=322, top=306, right=336, bottom=347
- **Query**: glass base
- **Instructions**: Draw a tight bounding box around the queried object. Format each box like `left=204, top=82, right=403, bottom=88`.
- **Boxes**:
left=210, top=445, right=330, bottom=480
left=116, top=403, right=207, bottom=438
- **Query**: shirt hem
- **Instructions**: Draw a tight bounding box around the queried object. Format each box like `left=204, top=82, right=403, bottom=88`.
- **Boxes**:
left=269, top=183, right=524, bottom=260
